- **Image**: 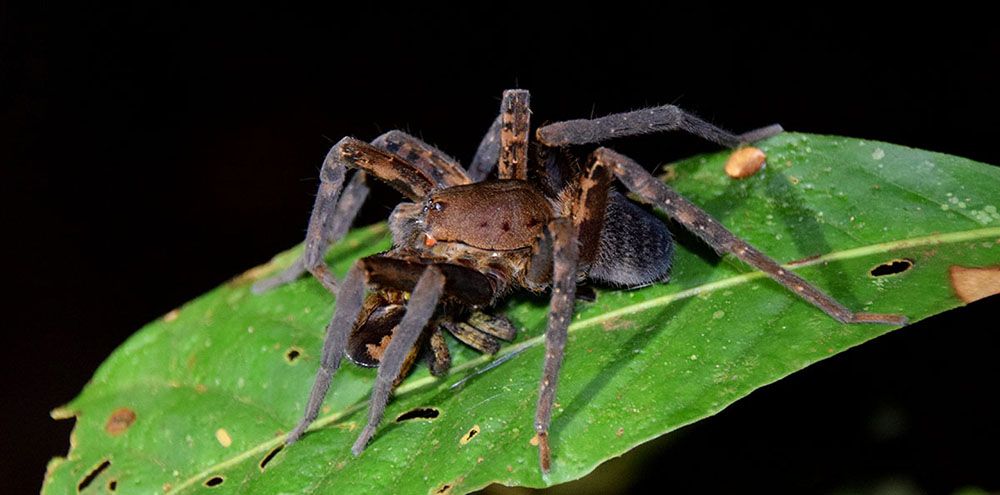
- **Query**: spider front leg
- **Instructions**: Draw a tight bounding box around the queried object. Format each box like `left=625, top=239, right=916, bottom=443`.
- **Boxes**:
left=253, top=131, right=471, bottom=294
left=286, top=262, right=448, bottom=447
left=351, top=265, right=446, bottom=455
left=531, top=218, right=580, bottom=473
left=536, top=103, right=783, bottom=148
left=286, top=260, right=368, bottom=444
left=252, top=170, right=368, bottom=294
left=593, top=147, right=908, bottom=325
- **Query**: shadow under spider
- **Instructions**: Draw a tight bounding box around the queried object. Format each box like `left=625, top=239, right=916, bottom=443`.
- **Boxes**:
left=689, top=157, right=862, bottom=309
left=550, top=289, right=699, bottom=441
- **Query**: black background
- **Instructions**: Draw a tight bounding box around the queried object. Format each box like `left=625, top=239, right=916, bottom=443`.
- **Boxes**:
left=3, top=5, right=998, bottom=494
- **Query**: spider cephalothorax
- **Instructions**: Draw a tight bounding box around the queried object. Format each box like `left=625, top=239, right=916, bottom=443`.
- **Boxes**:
left=253, top=90, right=906, bottom=473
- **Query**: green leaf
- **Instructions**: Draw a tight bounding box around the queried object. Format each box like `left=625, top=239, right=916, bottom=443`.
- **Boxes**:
left=44, top=134, right=1000, bottom=494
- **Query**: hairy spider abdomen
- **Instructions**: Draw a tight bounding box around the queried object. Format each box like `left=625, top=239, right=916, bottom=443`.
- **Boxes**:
left=423, top=181, right=554, bottom=250
left=588, top=191, right=674, bottom=287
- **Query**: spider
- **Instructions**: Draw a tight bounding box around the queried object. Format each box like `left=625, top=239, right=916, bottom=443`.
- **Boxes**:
left=253, top=90, right=907, bottom=473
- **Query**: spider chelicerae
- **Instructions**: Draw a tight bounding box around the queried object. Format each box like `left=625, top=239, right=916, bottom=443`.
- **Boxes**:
left=253, top=90, right=906, bottom=473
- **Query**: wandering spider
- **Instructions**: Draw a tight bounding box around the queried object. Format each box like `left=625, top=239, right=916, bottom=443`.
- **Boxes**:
left=253, top=90, right=907, bottom=473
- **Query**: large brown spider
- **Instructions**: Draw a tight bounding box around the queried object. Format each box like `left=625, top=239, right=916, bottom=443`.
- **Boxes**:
left=253, top=90, right=907, bottom=473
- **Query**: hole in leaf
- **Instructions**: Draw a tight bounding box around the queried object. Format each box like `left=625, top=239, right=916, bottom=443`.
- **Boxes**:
left=460, top=424, right=480, bottom=445
left=284, top=347, right=303, bottom=364
left=395, top=407, right=440, bottom=422
left=204, top=476, right=224, bottom=488
left=77, top=459, right=110, bottom=492
left=434, top=476, right=464, bottom=494
left=869, top=258, right=913, bottom=277
left=108, top=479, right=117, bottom=492
left=259, top=445, right=283, bottom=471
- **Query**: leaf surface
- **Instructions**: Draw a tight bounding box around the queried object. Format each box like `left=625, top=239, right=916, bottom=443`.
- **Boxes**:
left=44, top=134, right=1000, bottom=494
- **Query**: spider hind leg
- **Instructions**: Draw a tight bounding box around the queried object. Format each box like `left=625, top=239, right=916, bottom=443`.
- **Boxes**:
left=594, top=147, right=908, bottom=326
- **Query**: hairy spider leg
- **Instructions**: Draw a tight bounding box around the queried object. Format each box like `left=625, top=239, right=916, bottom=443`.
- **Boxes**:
left=351, top=266, right=447, bottom=455
left=287, top=253, right=503, bottom=447
left=426, top=326, right=451, bottom=377
left=468, top=114, right=501, bottom=181
left=536, top=103, right=783, bottom=148
left=466, top=90, right=530, bottom=182
left=531, top=218, right=580, bottom=473
left=286, top=260, right=367, bottom=444
left=251, top=171, right=369, bottom=294
left=440, top=320, right=502, bottom=355
left=499, top=89, right=531, bottom=180
left=253, top=131, right=472, bottom=294
left=373, top=130, right=471, bottom=188
left=593, top=147, right=908, bottom=325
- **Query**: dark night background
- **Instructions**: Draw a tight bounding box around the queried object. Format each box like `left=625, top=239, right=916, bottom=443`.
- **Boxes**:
left=3, top=5, right=998, bottom=494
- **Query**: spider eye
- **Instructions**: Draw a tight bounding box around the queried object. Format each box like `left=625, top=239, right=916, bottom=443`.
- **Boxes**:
left=432, top=202, right=445, bottom=211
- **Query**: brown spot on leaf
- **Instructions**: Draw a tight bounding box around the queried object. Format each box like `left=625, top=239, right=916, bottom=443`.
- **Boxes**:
left=725, top=146, right=767, bottom=179
left=105, top=408, right=136, bottom=436
left=529, top=433, right=540, bottom=446
left=195, top=384, right=208, bottom=394
left=228, top=261, right=278, bottom=287
left=460, top=425, right=480, bottom=445
left=601, top=317, right=635, bottom=332
left=164, top=309, right=180, bottom=322
left=215, top=428, right=232, bottom=447
left=616, top=427, right=625, bottom=437
left=949, top=265, right=1000, bottom=303
left=50, top=405, right=75, bottom=420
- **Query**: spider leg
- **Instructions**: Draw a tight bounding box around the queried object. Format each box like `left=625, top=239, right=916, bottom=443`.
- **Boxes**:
left=426, top=325, right=452, bottom=377
left=372, top=130, right=471, bottom=187
left=352, top=265, right=447, bottom=455
left=468, top=114, right=501, bottom=181
left=594, top=147, right=908, bottom=325
left=499, top=89, right=531, bottom=180
left=533, top=218, right=579, bottom=473
left=441, top=321, right=501, bottom=355
left=286, top=260, right=367, bottom=445
left=254, top=131, right=470, bottom=294
left=252, top=171, right=369, bottom=294
left=536, top=104, right=783, bottom=148
left=466, top=311, right=518, bottom=341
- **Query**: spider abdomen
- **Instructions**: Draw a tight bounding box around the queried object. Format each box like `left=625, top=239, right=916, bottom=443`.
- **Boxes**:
left=587, top=191, right=674, bottom=287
